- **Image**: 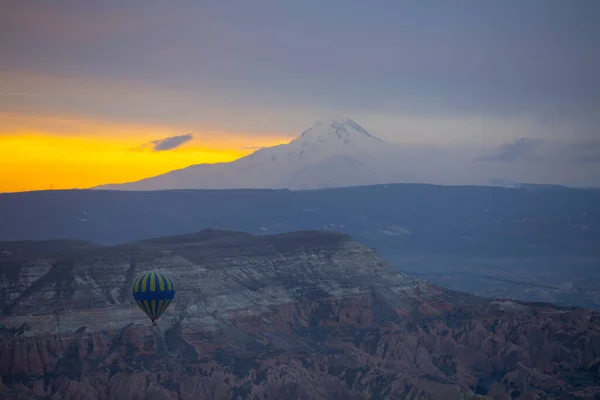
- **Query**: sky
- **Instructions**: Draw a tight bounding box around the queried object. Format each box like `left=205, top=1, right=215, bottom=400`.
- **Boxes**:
left=1, top=0, right=599, bottom=191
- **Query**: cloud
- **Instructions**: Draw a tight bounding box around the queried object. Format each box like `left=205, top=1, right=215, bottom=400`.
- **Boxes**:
left=477, top=138, right=543, bottom=162
left=574, top=154, right=600, bottom=163
left=476, top=137, right=600, bottom=167
left=562, top=142, right=600, bottom=164
left=151, top=134, right=193, bottom=151
left=2, top=1, right=599, bottom=132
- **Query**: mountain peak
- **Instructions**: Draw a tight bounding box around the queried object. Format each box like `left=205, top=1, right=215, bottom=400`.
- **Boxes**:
left=297, top=118, right=383, bottom=144
left=93, top=118, right=390, bottom=191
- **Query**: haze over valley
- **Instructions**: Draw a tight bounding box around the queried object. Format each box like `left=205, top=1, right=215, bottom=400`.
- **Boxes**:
left=2, top=184, right=599, bottom=312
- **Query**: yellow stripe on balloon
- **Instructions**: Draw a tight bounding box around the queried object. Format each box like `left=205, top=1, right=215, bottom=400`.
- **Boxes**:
left=151, top=299, right=156, bottom=317
left=157, top=273, right=165, bottom=291
left=141, top=273, right=149, bottom=292
left=150, top=273, right=156, bottom=292
left=165, top=275, right=173, bottom=291
left=139, top=300, right=151, bottom=318
left=133, top=275, right=142, bottom=293
left=163, top=299, right=169, bottom=315
left=157, top=299, right=164, bottom=316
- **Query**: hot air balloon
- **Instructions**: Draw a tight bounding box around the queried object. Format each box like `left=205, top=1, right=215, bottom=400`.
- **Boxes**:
left=132, top=271, right=176, bottom=324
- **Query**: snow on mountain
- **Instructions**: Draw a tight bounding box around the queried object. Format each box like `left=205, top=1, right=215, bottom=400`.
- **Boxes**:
left=288, top=117, right=384, bottom=158
left=488, top=178, right=526, bottom=188
left=237, top=118, right=386, bottom=166
left=94, top=118, right=400, bottom=191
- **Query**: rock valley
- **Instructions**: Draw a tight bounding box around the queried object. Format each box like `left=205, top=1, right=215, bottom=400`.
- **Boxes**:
left=0, top=230, right=599, bottom=399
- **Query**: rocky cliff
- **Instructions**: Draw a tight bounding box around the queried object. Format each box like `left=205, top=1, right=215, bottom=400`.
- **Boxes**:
left=0, top=230, right=599, bottom=399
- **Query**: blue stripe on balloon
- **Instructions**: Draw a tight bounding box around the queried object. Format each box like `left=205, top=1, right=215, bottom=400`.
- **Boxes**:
left=133, top=289, right=175, bottom=302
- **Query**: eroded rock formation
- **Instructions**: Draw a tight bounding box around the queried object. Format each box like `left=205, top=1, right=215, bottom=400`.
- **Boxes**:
left=1, top=230, right=598, bottom=399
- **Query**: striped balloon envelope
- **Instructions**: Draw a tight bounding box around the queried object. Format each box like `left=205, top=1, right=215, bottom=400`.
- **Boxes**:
left=132, top=271, right=176, bottom=324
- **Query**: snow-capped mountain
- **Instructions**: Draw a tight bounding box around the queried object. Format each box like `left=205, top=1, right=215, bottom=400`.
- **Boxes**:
left=94, top=118, right=405, bottom=191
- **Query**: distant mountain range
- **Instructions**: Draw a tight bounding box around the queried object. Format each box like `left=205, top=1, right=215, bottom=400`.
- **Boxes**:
left=94, top=118, right=406, bottom=191
left=2, top=183, right=599, bottom=256
left=92, top=118, right=600, bottom=191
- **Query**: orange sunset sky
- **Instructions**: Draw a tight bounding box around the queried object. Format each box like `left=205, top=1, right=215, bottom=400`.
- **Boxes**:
left=0, top=111, right=292, bottom=193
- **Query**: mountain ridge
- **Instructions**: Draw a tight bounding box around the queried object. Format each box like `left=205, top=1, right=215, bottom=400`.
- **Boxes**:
left=93, top=118, right=396, bottom=191
left=89, top=117, right=600, bottom=191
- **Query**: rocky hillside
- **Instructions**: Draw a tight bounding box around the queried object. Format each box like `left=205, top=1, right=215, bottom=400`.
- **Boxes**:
left=0, top=230, right=599, bottom=399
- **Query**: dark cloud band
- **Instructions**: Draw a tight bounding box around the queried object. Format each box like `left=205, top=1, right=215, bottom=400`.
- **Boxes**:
left=151, top=134, right=193, bottom=151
